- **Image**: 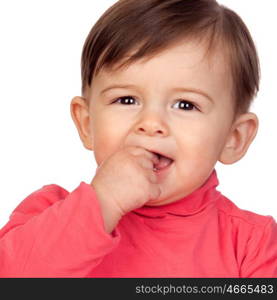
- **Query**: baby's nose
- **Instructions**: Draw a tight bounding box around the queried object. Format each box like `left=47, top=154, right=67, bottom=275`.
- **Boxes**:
left=135, top=116, right=168, bottom=137
left=136, top=125, right=165, bottom=137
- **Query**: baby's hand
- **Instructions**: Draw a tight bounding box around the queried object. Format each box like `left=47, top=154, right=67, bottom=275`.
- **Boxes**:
left=90, top=146, right=161, bottom=233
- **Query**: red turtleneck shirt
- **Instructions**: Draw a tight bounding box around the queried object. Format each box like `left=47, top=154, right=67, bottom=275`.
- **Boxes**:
left=0, top=170, right=276, bottom=277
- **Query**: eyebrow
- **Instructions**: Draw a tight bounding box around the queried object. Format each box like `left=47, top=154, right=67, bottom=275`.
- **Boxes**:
left=100, top=84, right=214, bottom=103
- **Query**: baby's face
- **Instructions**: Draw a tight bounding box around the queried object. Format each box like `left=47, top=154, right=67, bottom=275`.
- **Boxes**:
left=84, top=39, right=235, bottom=205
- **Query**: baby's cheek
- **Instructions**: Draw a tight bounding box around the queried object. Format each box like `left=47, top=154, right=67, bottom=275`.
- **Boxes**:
left=177, top=150, right=216, bottom=180
left=93, top=136, right=120, bottom=166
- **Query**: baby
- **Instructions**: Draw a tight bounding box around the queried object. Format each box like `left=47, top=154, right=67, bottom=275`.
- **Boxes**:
left=0, top=0, right=276, bottom=277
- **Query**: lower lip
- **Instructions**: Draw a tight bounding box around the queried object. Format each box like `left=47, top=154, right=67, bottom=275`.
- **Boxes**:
left=154, top=161, right=174, bottom=176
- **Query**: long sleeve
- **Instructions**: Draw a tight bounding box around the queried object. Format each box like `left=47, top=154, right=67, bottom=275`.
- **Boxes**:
left=239, top=216, right=277, bottom=278
left=0, top=182, right=120, bottom=277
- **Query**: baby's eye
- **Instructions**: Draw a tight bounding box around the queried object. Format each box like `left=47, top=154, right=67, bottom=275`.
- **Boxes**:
left=113, top=96, right=138, bottom=105
left=173, top=100, right=198, bottom=111
left=112, top=96, right=198, bottom=111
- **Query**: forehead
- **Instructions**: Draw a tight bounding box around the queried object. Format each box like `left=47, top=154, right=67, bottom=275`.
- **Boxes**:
left=92, top=38, right=232, bottom=105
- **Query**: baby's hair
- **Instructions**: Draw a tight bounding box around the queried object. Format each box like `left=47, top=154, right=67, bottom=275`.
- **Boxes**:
left=81, top=0, right=260, bottom=117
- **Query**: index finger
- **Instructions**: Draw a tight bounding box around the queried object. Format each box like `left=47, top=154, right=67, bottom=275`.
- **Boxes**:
left=126, top=146, right=160, bottom=165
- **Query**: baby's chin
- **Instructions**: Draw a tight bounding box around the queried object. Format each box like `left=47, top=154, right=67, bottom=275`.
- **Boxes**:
left=145, top=194, right=186, bottom=207
left=145, top=184, right=197, bottom=207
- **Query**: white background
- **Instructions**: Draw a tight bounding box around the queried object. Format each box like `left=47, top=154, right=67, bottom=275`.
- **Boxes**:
left=0, top=0, right=276, bottom=228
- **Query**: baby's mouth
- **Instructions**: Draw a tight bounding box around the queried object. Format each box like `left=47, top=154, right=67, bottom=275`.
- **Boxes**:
left=152, top=152, right=174, bottom=172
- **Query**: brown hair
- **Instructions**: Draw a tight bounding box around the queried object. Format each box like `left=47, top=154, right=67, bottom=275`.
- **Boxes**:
left=81, top=0, right=260, bottom=117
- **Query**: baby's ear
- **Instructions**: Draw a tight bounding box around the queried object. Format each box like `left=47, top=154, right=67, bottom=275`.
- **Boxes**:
left=219, top=112, right=259, bottom=164
left=70, top=96, right=94, bottom=151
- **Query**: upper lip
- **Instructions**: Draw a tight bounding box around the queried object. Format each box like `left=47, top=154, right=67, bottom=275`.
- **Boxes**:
left=146, top=149, right=174, bottom=161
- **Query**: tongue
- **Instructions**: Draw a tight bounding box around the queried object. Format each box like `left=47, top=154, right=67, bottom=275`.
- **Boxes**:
left=154, top=155, right=173, bottom=170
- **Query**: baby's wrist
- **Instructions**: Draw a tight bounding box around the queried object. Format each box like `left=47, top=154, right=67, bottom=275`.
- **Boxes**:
left=91, top=180, right=123, bottom=233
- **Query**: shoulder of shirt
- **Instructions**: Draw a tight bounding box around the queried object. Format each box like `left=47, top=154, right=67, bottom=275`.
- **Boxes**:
left=12, top=183, right=72, bottom=216
left=0, top=182, right=94, bottom=235
left=215, top=193, right=276, bottom=229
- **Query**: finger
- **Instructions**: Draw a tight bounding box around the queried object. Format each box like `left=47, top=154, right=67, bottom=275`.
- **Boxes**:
left=146, top=151, right=160, bottom=165
left=127, top=146, right=148, bottom=156
left=127, top=146, right=159, bottom=165
left=148, top=171, right=158, bottom=183
left=139, top=157, right=153, bottom=170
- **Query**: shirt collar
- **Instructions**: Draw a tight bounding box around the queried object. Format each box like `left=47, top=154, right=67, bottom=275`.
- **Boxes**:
left=132, top=169, right=221, bottom=218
